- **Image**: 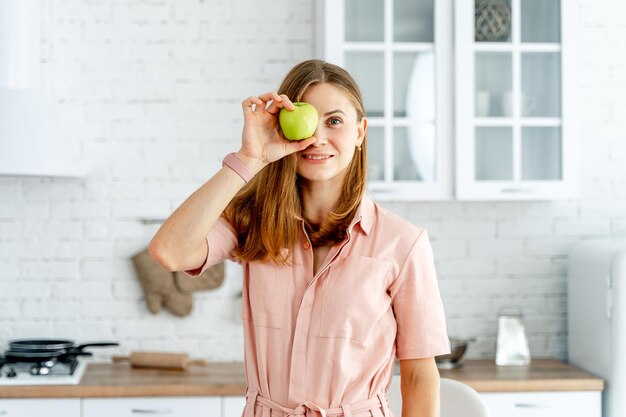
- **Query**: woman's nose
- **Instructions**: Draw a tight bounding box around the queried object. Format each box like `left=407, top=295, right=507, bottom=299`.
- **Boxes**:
left=312, top=133, right=327, bottom=147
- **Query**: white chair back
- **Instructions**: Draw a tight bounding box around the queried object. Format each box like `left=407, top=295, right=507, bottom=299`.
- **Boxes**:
left=440, top=377, right=490, bottom=417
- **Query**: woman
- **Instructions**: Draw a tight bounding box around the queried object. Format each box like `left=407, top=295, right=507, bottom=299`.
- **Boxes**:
left=149, top=59, right=450, bottom=417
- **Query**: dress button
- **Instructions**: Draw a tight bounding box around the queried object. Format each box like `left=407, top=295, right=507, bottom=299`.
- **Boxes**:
left=303, top=241, right=310, bottom=250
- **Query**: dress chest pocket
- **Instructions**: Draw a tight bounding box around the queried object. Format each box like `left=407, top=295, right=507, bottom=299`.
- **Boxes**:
left=244, top=262, right=290, bottom=329
left=318, top=256, right=393, bottom=343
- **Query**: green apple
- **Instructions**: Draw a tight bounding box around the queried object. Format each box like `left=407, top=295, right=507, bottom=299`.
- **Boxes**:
left=279, top=102, right=318, bottom=141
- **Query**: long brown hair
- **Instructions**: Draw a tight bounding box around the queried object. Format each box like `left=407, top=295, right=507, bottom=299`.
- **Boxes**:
left=223, top=59, right=368, bottom=265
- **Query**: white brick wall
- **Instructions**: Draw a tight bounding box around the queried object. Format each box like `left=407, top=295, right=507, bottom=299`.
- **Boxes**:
left=0, top=0, right=625, bottom=363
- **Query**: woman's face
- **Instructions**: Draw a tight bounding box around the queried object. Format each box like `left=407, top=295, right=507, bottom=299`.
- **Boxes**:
left=296, top=83, right=366, bottom=185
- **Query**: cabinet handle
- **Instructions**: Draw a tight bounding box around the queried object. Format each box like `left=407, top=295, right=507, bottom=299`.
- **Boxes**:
left=131, top=409, right=173, bottom=414
left=500, top=188, right=533, bottom=193
left=514, top=403, right=553, bottom=409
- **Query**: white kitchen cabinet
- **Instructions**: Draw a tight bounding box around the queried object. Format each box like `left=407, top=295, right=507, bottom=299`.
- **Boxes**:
left=454, top=0, right=578, bottom=200
left=0, top=398, right=80, bottom=417
left=320, top=0, right=578, bottom=201
left=222, top=395, right=247, bottom=417
left=82, top=397, right=221, bottom=417
left=481, top=391, right=601, bottom=417
left=320, top=0, right=454, bottom=201
left=0, top=0, right=85, bottom=178
left=388, top=374, right=601, bottom=417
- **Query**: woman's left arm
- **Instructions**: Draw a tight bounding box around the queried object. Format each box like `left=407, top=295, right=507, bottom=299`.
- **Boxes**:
left=398, top=357, right=440, bottom=417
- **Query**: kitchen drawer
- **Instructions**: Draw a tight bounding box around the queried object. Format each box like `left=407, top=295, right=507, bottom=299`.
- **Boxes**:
left=82, top=397, right=221, bottom=417
left=223, top=395, right=247, bottom=417
left=0, top=398, right=80, bottom=417
left=480, top=391, right=601, bottom=417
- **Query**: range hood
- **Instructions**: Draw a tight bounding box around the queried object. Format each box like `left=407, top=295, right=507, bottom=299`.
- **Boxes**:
left=0, top=0, right=84, bottom=177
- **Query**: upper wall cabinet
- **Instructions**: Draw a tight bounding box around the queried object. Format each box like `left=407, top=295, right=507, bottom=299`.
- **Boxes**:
left=455, top=0, right=578, bottom=200
left=320, top=0, right=454, bottom=201
left=318, top=0, right=578, bottom=201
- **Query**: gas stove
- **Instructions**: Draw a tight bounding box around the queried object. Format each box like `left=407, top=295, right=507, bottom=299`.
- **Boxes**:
left=0, top=358, right=87, bottom=385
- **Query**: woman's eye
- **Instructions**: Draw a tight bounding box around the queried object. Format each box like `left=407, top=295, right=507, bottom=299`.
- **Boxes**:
left=328, top=117, right=342, bottom=125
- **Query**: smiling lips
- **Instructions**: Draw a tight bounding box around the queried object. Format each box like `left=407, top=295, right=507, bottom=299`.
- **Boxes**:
left=302, top=154, right=333, bottom=161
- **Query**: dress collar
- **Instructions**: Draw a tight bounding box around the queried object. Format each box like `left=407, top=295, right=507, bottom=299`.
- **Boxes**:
left=348, top=192, right=374, bottom=236
left=295, top=192, right=374, bottom=236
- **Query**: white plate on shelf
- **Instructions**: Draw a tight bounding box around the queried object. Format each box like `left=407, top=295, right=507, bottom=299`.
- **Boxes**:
left=406, top=52, right=436, bottom=182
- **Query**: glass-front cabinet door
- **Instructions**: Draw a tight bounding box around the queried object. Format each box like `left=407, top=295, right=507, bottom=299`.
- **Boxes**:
left=321, top=0, right=453, bottom=201
left=455, top=0, right=578, bottom=200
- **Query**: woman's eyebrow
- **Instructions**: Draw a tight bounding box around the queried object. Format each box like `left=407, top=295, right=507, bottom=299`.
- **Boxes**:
left=323, top=109, right=347, bottom=117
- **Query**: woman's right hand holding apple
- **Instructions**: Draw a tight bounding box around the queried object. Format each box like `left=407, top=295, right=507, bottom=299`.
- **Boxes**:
left=236, top=92, right=316, bottom=174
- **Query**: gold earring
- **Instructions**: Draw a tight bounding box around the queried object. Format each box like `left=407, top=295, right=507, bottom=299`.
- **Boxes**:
left=357, top=145, right=362, bottom=151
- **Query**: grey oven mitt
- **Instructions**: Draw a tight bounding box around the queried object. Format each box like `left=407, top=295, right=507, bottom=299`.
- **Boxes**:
left=131, top=249, right=225, bottom=317
left=174, top=262, right=225, bottom=294
left=131, top=249, right=193, bottom=317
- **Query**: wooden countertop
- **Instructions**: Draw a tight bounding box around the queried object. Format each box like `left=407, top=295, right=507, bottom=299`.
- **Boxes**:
left=438, top=359, right=604, bottom=393
left=0, top=362, right=247, bottom=399
left=0, top=358, right=602, bottom=398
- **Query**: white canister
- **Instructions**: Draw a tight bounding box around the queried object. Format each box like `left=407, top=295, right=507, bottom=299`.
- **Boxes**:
left=496, top=307, right=531, bottom=366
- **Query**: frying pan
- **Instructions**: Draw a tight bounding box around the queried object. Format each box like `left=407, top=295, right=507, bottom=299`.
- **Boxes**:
left=3, top=348, right=93, bottom=363
left=9, top=339, right=118, bottom=353
left=5, top=339, right=119, bottom=363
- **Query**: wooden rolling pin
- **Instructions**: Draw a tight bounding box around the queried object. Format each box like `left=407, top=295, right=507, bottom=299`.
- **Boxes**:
left=112, top=351, right=209, bottom=371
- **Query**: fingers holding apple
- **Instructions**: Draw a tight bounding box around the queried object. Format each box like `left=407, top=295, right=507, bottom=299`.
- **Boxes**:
left=264, top=93, right=293, bottom=115
left=238, top=94, right=319, bottom=165
left=279, top=102, right=318, bottom=141
left=255, top=92, right=283, bottom=114
left=241, top=95, right=265, bottom=114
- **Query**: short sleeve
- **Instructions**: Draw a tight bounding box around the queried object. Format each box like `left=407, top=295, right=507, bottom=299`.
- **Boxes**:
left=389, top=228, right=450, bottom=360
left=183, top=215, right=241, bottom=277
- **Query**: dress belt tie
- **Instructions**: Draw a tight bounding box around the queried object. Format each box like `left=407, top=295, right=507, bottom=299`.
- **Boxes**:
left=244, top=389, right=391, bottom=417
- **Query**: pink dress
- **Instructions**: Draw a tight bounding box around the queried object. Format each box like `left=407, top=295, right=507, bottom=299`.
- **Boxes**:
left=186, top=194, right=450, bottom=417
